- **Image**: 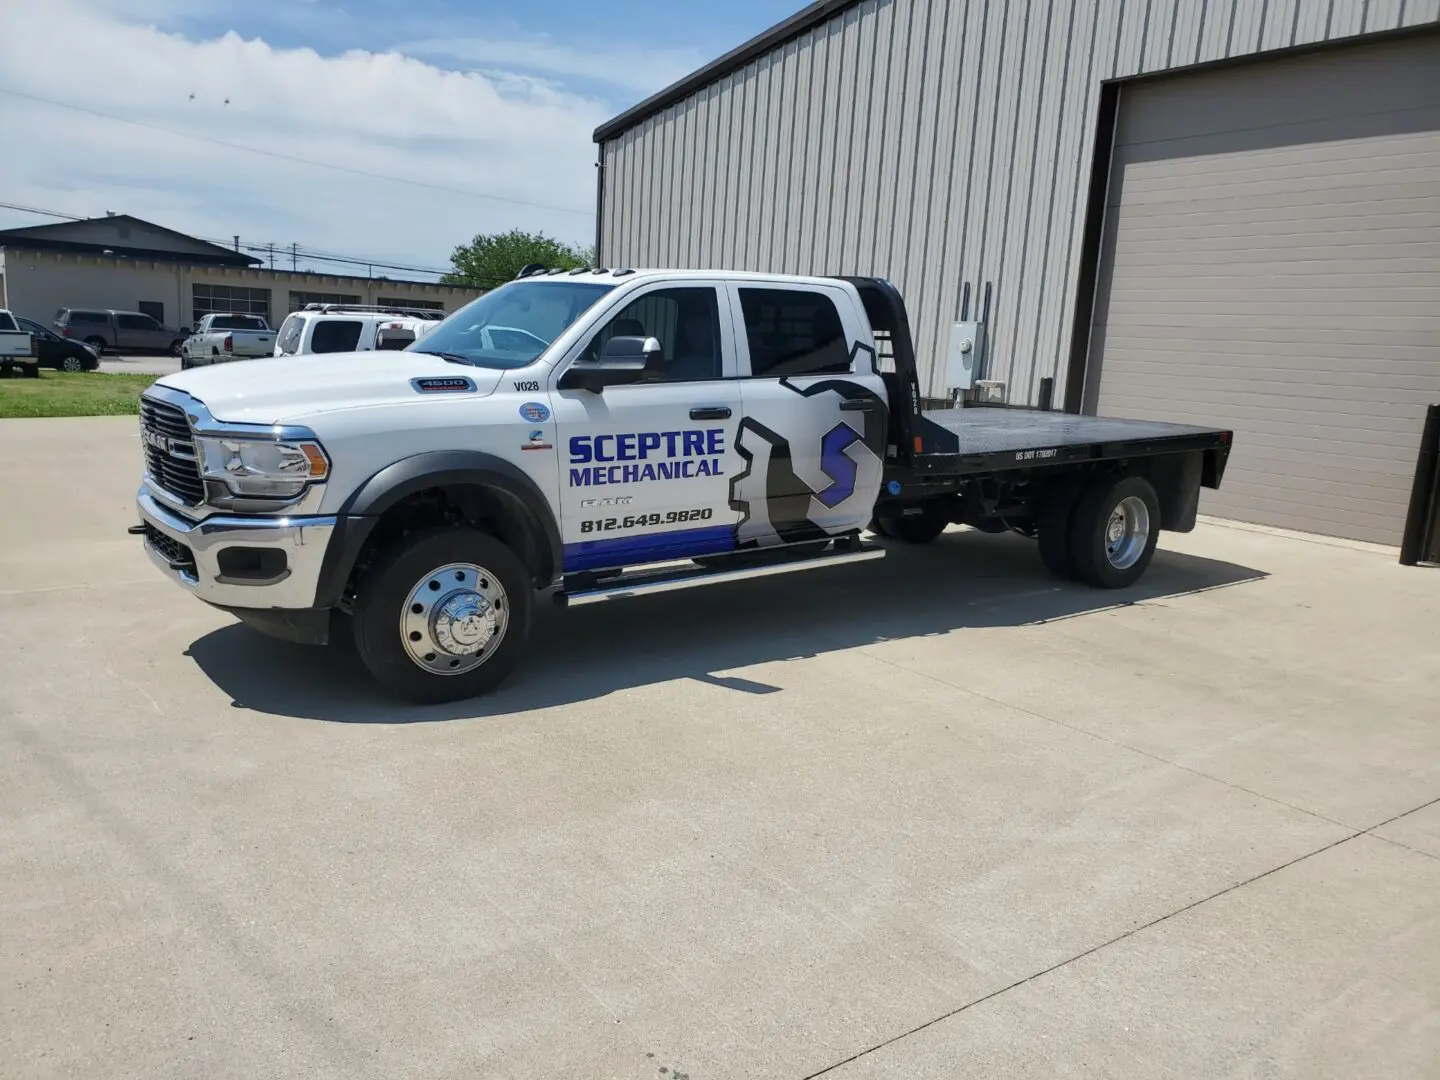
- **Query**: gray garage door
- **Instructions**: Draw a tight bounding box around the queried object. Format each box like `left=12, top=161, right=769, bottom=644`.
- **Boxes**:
left=1087, top=33, right=1440, bottom=545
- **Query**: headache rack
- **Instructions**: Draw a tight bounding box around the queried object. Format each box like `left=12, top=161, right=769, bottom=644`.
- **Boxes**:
left=300, top=303, right=446, bottom=320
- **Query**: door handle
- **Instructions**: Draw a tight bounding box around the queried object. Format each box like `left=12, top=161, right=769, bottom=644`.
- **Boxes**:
left=839, top=398, right=879, bottom=412
left=690, top=406, right=732, bottom=420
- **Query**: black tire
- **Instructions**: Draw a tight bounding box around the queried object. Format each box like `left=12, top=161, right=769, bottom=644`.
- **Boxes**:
left=351, top=527, right=532, bottom=704
left=169, top=339, right=185, bottom=358
left=180, top=357, right=191, bottom=371
left=1066, top=475, right=1161, bottom=589
left=22, top=363, right=40, bottom=379
left=84, top=337, right=106, bottom=355
left=1036, top=482, right=1082, bottom=579
left=876, top=510, right=948, bottom=544
left=0, top=362, right=11, bottom=378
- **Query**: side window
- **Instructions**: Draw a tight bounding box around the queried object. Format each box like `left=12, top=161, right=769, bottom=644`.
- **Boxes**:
left=117, top=314, right=153, bottom=330
left=72, top=311, right=107, bottom=325
left=0, top=312, right=16, bottom=332
left=739, top=288, right=850, bottom=378
left=276, top=315, right=304, bottom=355
left=309, top=319, right=364, bottom=354
left=584, top=287, right=722, bottom=382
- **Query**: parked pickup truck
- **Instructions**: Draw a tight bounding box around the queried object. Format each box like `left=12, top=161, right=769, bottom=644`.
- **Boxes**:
left=0, top=309, right=39, bottom=378
left=132, top=269, right=1233, bottom=703
left=181, top=314, right=278, bottom=369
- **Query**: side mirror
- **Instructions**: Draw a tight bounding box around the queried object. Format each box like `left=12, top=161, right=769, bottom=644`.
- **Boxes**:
left=375, top=327, right=416, bottom=351
left=558, top=335, right=664, bottom=392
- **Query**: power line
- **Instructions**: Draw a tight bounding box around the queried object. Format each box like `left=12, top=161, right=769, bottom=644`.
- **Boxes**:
left=0, top=86, right=596, bottom=218
left=0, top=200, right=85, bottom=222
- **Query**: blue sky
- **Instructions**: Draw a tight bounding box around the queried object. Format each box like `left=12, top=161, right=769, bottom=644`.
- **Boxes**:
left=0, top=0, right=801, bottom=278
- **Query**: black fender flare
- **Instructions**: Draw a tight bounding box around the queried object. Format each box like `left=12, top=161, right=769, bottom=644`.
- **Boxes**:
left=314, top=450, right=563, bottom=605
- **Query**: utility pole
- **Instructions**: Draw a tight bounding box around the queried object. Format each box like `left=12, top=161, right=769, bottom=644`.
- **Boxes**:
left=290, top=242, right=298, bottom=272
left=267, top=243, right=275, bottom=271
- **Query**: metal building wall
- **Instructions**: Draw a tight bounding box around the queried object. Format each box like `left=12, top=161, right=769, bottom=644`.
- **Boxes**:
left=597, top=0, right=1439, bottom=400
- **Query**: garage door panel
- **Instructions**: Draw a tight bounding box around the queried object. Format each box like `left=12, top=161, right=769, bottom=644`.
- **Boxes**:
left=1113, top=184, right=1440, bottom=224
left=1115, top=161, right=1440, bottom=211
left=1109, top=213, right=1440, bottom=245
left=1204, top=488, right=1411, bottom=542
left=1212, top=470, right=1413, bottom=514
left=1100, top=338, right=1440, bottom=369
left=1114, top=131, right=1440, bottom=190
left=1096, top=312, right=1439, bottom=336
left=1109, top=243, right=1440, bottom=268
left=1108, top=262, right=1440, bottom=284
left=1102, top=284, right=1440, bottom=308
left=1117, top=45, right=1435, bottom=143
left=1098, top=325, right=1440, bottom=353
left=1099, top=360, right=1440, bottom=401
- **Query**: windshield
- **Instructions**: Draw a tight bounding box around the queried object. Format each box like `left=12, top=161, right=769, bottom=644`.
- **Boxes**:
left=409, top=280, right=616, bottom=369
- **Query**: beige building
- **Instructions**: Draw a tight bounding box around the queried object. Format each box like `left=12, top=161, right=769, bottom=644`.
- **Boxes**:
left=0, top=214, right=481, bottom=331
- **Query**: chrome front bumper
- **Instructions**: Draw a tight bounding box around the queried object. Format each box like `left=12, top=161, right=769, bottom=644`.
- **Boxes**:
left=136, top=482, right=337, bottom=610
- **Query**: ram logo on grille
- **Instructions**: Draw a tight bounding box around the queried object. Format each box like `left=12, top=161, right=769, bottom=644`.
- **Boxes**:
left=142, top=429, right=187, bottom=456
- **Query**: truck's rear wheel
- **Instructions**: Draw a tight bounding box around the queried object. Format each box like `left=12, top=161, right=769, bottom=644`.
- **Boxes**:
left=1067, top=475, right=1160, bottom=588
left=351, top=527, right=531, bottom=703
left=875, top=510, right=948, bottom=544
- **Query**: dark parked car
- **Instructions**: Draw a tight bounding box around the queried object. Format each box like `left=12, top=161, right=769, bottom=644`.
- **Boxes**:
left=14, top=317, right=100, bottom=372
left=53, top=308, right=189, bottom=356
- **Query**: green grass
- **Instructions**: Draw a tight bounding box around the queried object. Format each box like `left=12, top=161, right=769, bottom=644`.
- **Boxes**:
left=0, top=370, right=159, bottom=419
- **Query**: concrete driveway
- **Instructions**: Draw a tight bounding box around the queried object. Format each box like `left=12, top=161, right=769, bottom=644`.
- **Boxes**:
left=2, top=416, right=1437, bottom=1080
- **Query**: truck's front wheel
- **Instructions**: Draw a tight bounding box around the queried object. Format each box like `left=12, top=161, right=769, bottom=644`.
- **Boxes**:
left=351, top=527, right=532, bottom=703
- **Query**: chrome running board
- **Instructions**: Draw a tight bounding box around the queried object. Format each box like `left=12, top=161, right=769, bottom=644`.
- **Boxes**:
left=557, top=541, right=885, bottom=607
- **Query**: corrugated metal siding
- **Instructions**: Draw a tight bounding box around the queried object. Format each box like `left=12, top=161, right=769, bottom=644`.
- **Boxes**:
left=597, top=0, right=1436, bottom=400
left=1090, top=32, right=1440, bottom=544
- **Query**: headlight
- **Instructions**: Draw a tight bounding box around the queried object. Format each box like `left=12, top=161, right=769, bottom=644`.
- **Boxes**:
left=196, top=436, right=329, bottom=498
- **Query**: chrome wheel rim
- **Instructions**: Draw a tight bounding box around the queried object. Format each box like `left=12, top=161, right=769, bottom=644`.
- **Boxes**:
left=399, top=562, right=508, bottom=676
left=62, top=356, right=83, bottom=372
left=1105, top=495, right=1150, bottom=570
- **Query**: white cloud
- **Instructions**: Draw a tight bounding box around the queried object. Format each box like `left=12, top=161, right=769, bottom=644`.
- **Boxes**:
left=400, top=34, right=705, bottom=96
left=0, top=0, right=624, bottom=277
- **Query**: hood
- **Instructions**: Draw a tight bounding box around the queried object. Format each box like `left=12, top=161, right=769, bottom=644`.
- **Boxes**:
left=153, top=351, right=505, bottom=424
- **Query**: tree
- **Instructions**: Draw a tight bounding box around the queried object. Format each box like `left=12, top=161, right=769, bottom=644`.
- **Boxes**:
left=443, top=229, right=595, bottom=288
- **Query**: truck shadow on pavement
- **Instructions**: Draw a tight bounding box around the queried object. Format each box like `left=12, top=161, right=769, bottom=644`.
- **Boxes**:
left=184, top=530, right=1266, bottom=724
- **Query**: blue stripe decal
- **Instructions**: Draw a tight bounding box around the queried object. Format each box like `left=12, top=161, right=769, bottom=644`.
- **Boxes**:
left=563, top=524, right=735, bottom=573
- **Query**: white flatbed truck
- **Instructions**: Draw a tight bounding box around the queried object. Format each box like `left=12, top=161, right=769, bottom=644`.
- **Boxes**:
left=132, top=269, right=1233, bottom=702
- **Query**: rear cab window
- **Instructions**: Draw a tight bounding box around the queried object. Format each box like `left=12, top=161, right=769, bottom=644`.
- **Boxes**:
left=736, top=287, right=852, bottom=377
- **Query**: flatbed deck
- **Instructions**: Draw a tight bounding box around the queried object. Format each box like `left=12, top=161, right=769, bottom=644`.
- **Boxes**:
left=911, top=407, right=1231, bottom=476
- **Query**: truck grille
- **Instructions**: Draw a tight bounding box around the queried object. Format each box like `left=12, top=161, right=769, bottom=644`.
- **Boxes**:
left=140, top=397, right=205, bottom=506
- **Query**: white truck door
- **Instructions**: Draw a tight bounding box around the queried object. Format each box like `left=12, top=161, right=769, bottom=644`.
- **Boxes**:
left=729, top=282, right=888, bottom=549
left=548, top=281, right=744, bottom=574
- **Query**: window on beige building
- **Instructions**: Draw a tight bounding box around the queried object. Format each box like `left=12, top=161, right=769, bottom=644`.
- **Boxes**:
left=290, top=290, right=361, bottom=311
left=193, top=284, right=270, bottom=324
left=377, top=296, right=444, bottom=312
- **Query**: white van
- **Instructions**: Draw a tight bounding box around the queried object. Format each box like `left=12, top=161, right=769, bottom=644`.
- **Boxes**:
left=272, top=304, right=444, bottom=358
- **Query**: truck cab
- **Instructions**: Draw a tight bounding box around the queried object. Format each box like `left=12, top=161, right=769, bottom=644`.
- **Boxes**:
left=132, top=269, right=1231, bottom=703
left=0, top=309, right=39, bottom=378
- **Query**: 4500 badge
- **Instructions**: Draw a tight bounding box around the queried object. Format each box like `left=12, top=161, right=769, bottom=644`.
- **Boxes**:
left=578, top=508, right=714, bottom=534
